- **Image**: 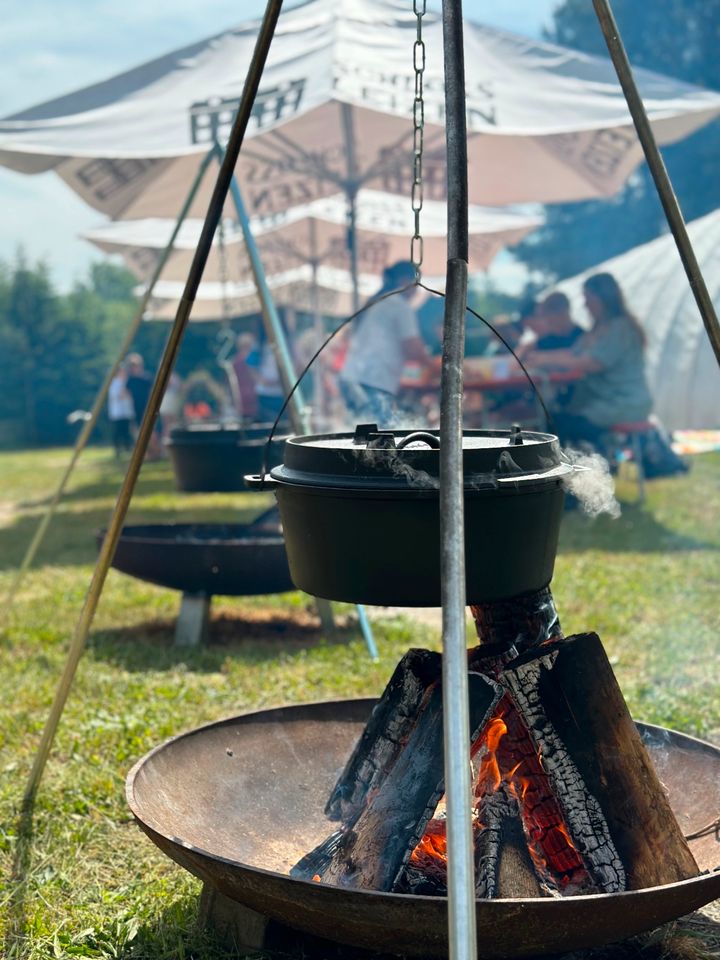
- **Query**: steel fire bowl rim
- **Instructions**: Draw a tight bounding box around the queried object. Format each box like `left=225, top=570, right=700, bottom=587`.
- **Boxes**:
left=126, top=698, right=720, bottom=958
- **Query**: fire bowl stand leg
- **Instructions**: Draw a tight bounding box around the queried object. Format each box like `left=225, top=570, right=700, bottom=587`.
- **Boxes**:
left=174, top=593, right=211, bottom=647
left=198, top=883, right=385, bottom=959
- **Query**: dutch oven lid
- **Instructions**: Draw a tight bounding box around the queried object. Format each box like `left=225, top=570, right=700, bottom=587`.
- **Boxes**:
left=270, top=424, right=572, bottom=490
left=169, top=422, right=288, bottom=445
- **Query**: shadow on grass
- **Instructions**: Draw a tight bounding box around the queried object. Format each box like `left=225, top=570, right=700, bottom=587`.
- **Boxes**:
left=3, top=796, right=35, bottom=960
left=89, top=610, right=361, bottom=673
left=16, top=457, right=176, bottom=510
left=558, top=500, right=717, bottom=555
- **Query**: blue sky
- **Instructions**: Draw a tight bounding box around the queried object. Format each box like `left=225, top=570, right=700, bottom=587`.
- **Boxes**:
left=2, top=0, right=558, bottom=290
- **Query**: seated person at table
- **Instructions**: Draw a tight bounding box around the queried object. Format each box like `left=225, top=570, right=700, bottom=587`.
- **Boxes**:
left=525, top=292, right=583, bottom=352
left=525, top=273, right=652, bottom=448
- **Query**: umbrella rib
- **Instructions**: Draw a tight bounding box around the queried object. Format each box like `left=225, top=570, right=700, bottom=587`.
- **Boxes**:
left=264, top=127, right=345, bottom=186
left=359, top=126, right=446, bottom=186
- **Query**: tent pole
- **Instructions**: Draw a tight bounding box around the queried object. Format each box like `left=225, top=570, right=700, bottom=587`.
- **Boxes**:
left=340, top=103, right=360, bottom=313
left=22, top=0, right=285, bottom=806
left=228, top=168, right=379, bottom=651
left=2, top=145, right=218, bottom=618
left=592, top=0, right=720, bottom=367
left=308, top=218, right=326, bottom=429
left=440, top=3, right=475, bottom=960
left=228, top=172, right=350, bottom=640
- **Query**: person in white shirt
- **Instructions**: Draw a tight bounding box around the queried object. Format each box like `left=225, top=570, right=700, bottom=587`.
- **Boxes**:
left=107, top=366, right=134, bottom=457
left=340, top=261, right=429, bottom=424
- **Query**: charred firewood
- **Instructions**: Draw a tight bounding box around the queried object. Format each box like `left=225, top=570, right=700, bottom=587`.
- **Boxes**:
left=325, top=649, right=441, bottom=823
left=290, top=829, right=345, bottom=881
left=472, top=691, right=598, bottom=898
left=528, top=632, right=699, bottom=889
left=499, top=646, right=626, bottom=893
left=469, top=586, right=562, bottom=654
left=296, top=672, right=502, bottom=891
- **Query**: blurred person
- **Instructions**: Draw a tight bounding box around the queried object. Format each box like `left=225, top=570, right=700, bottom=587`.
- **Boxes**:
left=339, top=260, right=429, bottom=424
left=159, top=370, right=183, bottom=443
left=254, top=339, right=286, bottom=424
left=526, top=273, right=652, bottom=448
left=232, top=332, right=259, bottom=421
left=125, top=352, right=162, bottom=459
left=524, top=292, right=582, bottom=352
left=107, top=365, right=134, bottom=458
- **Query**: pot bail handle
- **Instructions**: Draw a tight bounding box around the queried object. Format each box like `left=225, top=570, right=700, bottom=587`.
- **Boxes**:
left=396, top=431, right=441, bottom=449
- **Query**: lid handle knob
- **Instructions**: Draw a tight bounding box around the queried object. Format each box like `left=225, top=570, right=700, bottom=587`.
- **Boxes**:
left=396, top=431, right=441, bottom=450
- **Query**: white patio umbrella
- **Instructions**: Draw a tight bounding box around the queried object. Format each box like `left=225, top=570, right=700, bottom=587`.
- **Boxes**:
left=2, top=0, right=720, bottom=223
left=139, top=269, right=378, bottom=321
left=82, top=190, right=542, bottom=308
left=554, top=209, right=720, bottom=431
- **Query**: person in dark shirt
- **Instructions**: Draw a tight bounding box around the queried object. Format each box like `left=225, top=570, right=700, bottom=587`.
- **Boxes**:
left=526, top=292, right=583, bottom=352
left=125, top=353, right=161, bottom=458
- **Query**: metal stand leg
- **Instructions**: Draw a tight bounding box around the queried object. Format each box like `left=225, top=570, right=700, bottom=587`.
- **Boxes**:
left=633, top=433, right=646, bottom=504
left=356, top=604, right=379, bottom=661
left=175, top=593, right=211, bottom=647
left=315, top=598, right=336, bottom=635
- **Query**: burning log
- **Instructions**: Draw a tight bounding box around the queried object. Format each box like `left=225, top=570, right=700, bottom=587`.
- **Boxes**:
left=294, top=672, right=502, bottom=891
left=525, top=632, right=700, bottom=889
left=325, top=649, right=442, bottom=823
left=295, top=612, right=698, bottom=901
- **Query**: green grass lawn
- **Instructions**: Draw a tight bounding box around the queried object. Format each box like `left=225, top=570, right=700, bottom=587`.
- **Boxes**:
left=0, top=446, right=718, bottom=959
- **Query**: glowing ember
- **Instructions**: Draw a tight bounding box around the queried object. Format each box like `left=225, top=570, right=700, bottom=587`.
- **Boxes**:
left=408, top=693, right=593, bottom=896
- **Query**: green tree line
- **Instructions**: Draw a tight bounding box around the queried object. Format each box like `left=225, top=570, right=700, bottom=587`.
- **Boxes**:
left=0, top=256, right=248, bottom=448
left=514, top=0, right=720, bottom=279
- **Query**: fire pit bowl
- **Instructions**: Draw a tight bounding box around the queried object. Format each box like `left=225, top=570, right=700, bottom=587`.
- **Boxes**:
left=167, top=422, right=288, bottom=492
left=127, top=699, right=720, bottom=958
left=247, top=427, right=574, bottom=605
left=104, top=522, right=294, bottom=596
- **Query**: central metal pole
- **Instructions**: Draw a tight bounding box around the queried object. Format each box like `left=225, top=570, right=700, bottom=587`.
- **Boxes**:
left=440, top=3, right=475, bottom=960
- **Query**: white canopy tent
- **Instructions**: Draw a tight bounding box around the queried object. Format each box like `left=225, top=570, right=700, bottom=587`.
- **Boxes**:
left=554, top=209, right=720, bottom=431
left=2, top=0, right=720, bottom=224
left=82, top=190, right=542, bottom=316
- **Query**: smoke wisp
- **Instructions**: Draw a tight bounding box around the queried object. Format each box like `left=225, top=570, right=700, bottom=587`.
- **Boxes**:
left=561, top=449, right=621, bottom=519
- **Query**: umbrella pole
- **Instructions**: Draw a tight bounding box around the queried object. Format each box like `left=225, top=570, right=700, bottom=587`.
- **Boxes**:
left=227, top=172, right=308, bottom=427
left=592, top=0, right=720, bottom=367
left=229, top=171, right=380, bottom=647
left=22, top=0, right=285, bottom=807
left=2, top=145, right=218, bottom=618
left=440, top=3, right=475, bottom=960
left=340, top=103, right=361, bottom=313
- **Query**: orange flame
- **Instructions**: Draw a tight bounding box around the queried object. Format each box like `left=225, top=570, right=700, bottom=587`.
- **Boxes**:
left=408, top=692, right=592, bottom=893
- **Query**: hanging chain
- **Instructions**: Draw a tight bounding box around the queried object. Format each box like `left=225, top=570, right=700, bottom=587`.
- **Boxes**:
left=410, top=0, right=426, bottom=280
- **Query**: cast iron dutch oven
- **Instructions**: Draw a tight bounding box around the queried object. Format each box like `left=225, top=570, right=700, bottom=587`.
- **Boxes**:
left=247, top=426, right=574, bottom=606
left=167, top=421, right=288, bottom=493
